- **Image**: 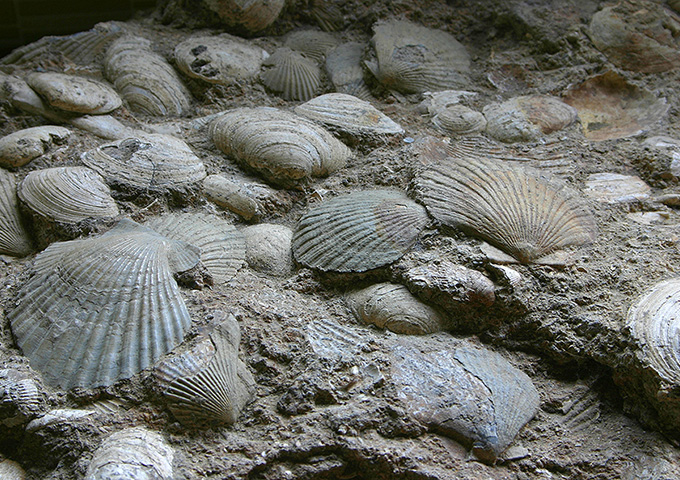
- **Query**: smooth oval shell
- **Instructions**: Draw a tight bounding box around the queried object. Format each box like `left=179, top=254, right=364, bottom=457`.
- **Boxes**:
left=292, top=190, right=429, bottom=272
left=210, top=107, right=350, bottom=186
left=414, top=157, right=597, bottom=264
left=18, top=166, right=119, bottom=224
left=432, top=104, right=486, bottom=136
left=0, top=169, right=33, bottom=257
left=325, top=42, right=371, bottom=100
left=7, top=219, right=199, bottom=389
left=243, top=223, right=293, bottom=277
left=0, top=126, right=71, bottom=168
left=26, top=72, right=121, bottom=114
left=202, top=0, right=284, bottom=34
left=105, top=36, right=191, bottom=116
left=284, top=30, right=339, bottom=62
left=261, top=47, right=321, bottom=101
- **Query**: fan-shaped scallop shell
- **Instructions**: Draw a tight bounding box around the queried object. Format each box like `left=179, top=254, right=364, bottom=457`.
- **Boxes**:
left=146, top=212, right=245, bottom=283
left=0, top=169, right=33, bottom=257
left=18, top=166, right=119, bottom=224
left=209, top=107, right=350, bottom=186
left=0, top=126, right=71, bottom=168
left=431, top=104, right=486, bottom=136
left=346, top=283, right=446, bottom=335
left=292, top=190, right=429, bottom=272
left=284, top=30, right=339, bottom=62
left=26, top=72, right=121, bottom=115
left=367, top=19, right=470, bottom=94
left=7, top=219, right=199, bottom=389
left=104, top=36, right=191, bottom=116
left=308, top=0, right=344, bottom=32
left=325, top=42, right=371, bottom=100
left=81, top=134, right=206, bottom=192
left=261, top=47, right=321, bottom=101
left=202, top=0, right=285, bottom=34
left=413, top=157, right=597, bottom=264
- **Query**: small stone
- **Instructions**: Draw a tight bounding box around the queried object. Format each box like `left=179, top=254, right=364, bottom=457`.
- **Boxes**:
left=584, top=173, right=651, bottom=204
left=243, top=223, right=294, bottom=277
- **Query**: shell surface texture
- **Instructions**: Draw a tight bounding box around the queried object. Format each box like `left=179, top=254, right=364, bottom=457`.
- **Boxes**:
left=284, top=30, right=339, bottom=62
left=7, top=219, right=199, bottom=390
left=202, top=0, right=285, bottom=34
left=431, top=104, right=487, bottom=136
left=261, top=47, right=322, bottom=101
left=26, top=72, right=121, bottom=115
left=292, top=189, right=430, bottom=272
left=0, top=169, right=33, bottom=257
left=414, top=156, right=598, bottom=264
left=325, top=42, right=372, bottom=100
left=0, top=125, right=71, bottom=168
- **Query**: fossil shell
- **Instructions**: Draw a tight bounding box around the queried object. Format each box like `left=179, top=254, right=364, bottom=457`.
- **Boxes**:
left=85, top=427, right=174, bottom=480
left=483, top=95, right=577, bottom=143
left=209, top=107, right=350, bottom=186
left=0, top=126, right=71, bottom=168
left=284, top=30, right=339, bottom=62
left=261, top=47, right=322, bottom=101
left=0, top=368, right=45, bottom=419
left=0, top=460, right=26, bottom=480
left=584, top=173, right=651, bottom=204
left=308, top=0, right=344, bottom=32
left=367, top=19, right=470, bottom=94
left=81, top=134, right=206, bottom=192
left=18, top=166, right=119, bottom=224
left=202, top=0, right=285, bottom=34
left=414, top=157, right=597, bottom=264
left=431, top=104, right=486, bottom=136
left=243, top=223, right=294, bottom=277
left=203, top=174, right=260, bottom=220
left=26, top=72, right=121, bottom=115
left=105, top=36, right=191, bottom=116
left=146, top=212, right=246, bottom=283
left=0, top=169, right=33, bottom=257
left=292, top=190, right=429, bottom=272
left=174, top=34, right=268, bottom=85
left=325, top=42, right=371, bottom=100
left=346, top=283, right=447, bottom=335
left=7, top=219, right=199, bottom=389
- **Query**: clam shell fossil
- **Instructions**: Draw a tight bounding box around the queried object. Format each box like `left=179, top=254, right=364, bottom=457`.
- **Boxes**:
left=292, top=190, right=429, bottom=272
left=284, top=30, right=339, bottom=62
left=26, top=72, right=121, bottom=115
left=104, top=36, right=191, bottom=116
left=7, top=219, right=199, bottom=389
left=202, top=0, right=285, bottom=34
left=0, top=126, right=71, bottom=168
left=413, top=157, right=597, bottom=264
left=146, top=212, right=246, bottom=283
left=325, top=42, right=371, bottom=100
left=431, top=104, right=486, bottom=136
left=209, top=107, right=350, bottom=186
left=0, top=169, right=33, bottom=257
left=346, top=283, right=447, bottom=335
left=243, top=223, right=294, bottom=277
left=261, top=47, right=321, bottom=101
left=366, top=19, right=471, bottom=94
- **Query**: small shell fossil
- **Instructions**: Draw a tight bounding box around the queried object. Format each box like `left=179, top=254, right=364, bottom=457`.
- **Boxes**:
left=210, top=107, right=350, bottom=186
left=0, top=368, right=45, bottom=419
left=203, top=174, right=260, bottom=221
left=413, top=157, right=597, bottom=264
left=0, top=169, right=33, bottom=257
left=0, top=460, right=26, bottom=480
left=325, top=42, right=371, bottom=100
left=26, top=72, right=121, bottom=115
left=284, top=30, right=339, bottom=62
left=7, top=219, right=199, bottom=389
left=243, top=223, right=294, bottom=277
left=292, top=190, right=429, bottom=272
left=0, top=126, right=71, bottom=168
left=261, top=47, right=322, bottom=101
left=431, top=104, right=486, bottom=136
left=202, top=0, right=285, bottom=34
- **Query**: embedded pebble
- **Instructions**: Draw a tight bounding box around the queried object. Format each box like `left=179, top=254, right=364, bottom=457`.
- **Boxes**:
left=243, top=223, right=294, bottom=277
left=584, top=173, right=651, bottom=204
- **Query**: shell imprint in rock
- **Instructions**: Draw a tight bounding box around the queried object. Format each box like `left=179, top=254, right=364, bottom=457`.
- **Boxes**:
left=284, top=30, right=339, bottom=62
left=155, top=312, right=255, bottom=426
left=292, top=190, right=429, bottom=272
left=325, top=42, right=372, bottom=100
left=202, top=0, right=285, bottom=34
left=414, top=157, right=597, bottom=264
left=0, top=125, right=71, bottom=168
left=104, top=36, right=191, bottom=116
left=210, top=107, right=350, bottom=186
left=346, top=283, right=447, bottom=335
left=0, top=169, right=33, bottom=257
left=7, top=219, right=199, bottom=389
left=146, top=212, right=246, bottom=283
left=26, top=72, right=121, bottom=115
left=261, top=47, right=321, bottom=101
left=18, top=166, right=119, bottom=224
left=366, top=19, right=470, bottom=94
left=81, top=134, right=206, bottom=192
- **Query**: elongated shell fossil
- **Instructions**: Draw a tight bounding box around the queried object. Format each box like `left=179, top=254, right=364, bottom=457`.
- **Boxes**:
left=0, top=169, right=33, bottom=257
left=105, top=36, right=191, bottom=116
left=202, top=0, right=285, bottom=34
left=26, top=72, right=121, bottom=115
left=261, top=47, right=321, bottom=101
left=210, top=107, right=350, bottom=186
left=325, top=42, right=371, bottom=100
left=366, top=19, right=470, bottom=94
left=0, top=126, right=71, bottom=168
left=414, top=157, right=597, bottom=264
left=284, top=30, right=339, bottom=62
left=292, top=190, right=429, bottom=272
left=7, top=219, right=199, bottom=389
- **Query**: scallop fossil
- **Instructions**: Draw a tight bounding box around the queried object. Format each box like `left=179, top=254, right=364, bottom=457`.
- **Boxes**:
left=284, top=30, right=339, bottom=62
left=0, top=125, right=71, bottom=168
left=431, top=104, right=486, bottom=136
left=325, top=42, right=371, bottom=100
left=292, top=190, right=429, bottom=272
left=0, top=169, right=33, bottom=257
left=146, top=212, right=246, bottom=283
left=209, top=107, right=350, bottom=186
left=366, top=19, right=471, bottom=94
left=105, top=36, right=191, bottom=116
left=413, top=157, right=597, bottom=264
left=346, top=283, right=447, bottom=335
left=26, top=72, right=121, bottom=115
left=202, top=0, right=285, bottom=34
left=7, top=219, right=199, bottom=389
left=261, top=47, right=321, bottom=101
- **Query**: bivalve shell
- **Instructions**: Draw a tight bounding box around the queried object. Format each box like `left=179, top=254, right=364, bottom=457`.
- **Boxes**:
left=26, top=72, right=121, bottom=114
left=0, top=169, right=33, bottom=257
left=202, top=0, right=285, bottom=34
left=325, top=42, right=371, bottom=100
left=432, top=104, right=486, bottom=136
left=261, top=47, right=321, bottom=101
left=243, top=223, right=294, bottom=276
left=0, top=126, right=71, bottom=168
left=284, top=30, right=339, bottom=62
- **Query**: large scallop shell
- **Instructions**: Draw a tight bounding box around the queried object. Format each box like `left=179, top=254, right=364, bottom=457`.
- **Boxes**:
left=261, top=47, right=321, bottom=101
left=7, top=219, right=199, bottom=390
left=284, top=30, right=339, bottom=62
left=0, top=126, right=71, bottom=168
left=0, top=169, right=33, bottom=257
left=325, top=42, right=371, bottom=100
left=413, top=157, right=597, bottom=264
left=145, top=212, right=246, bottom=283
left=104, top=36, right=191, bottom=116
left=209, top=107, right=350, bottom=186
left=26, top=72, right=121, bottom=115
left=202, top=0, right=285, bottom=34
left=292, top=190, right=429, bottom=272
left=366, top=19, right=470, bottom=94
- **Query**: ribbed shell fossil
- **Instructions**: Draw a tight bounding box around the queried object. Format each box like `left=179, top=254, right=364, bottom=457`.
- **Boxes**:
left=210, top=107, right=350, bottom=186
left=105, top=36, right=191, bottom=116
left=7, top=219, right=199, bottom=389
left=81, top=134, right=206, bottom=192
left=431, top=104, right=486, bottom=136
left=0, top=169, right=33, bottom=257
left=284, top=30, right=339, bottom=62
left=26, top=72, right=121, bottom=114
left=325, top=42, right=371, bottom=100
left=146, top=212, right=246, bottom=283
left=346, top=283, right=446, bottom=335
left=414, top=157, right=597, bottom=264
left=366, top=19, right=470, bottom=94
left=261, top=47, right=321, bottom=101
left=202, top=0, right=285, bottom=34
left=18, top=166, right=119, bottom=224
left=292, top=190, right=429, bottom=272
left=0, top=125, right=71, bottom=168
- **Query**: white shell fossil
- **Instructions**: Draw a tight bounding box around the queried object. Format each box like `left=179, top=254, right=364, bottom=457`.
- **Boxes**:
left=0, top=169, right=33, bottom=257
left=431, top=104, right=486, bottom=136
left=584, top=173, right=651, bottom=204
left=209, top=107, right=350, bottom=186
left=0, top=460, right=26, bottom=480
left=414, top=157, right=597, bottom=264
left=7, top=219, right=199, bottom=390
left=0, top=126, right=71, bottom=168
left=261, top=47, right=322, bottom=101
left=202, top=0, right=285, bottom=34
left=292, top=190, right=429, bottom=272
left=26, top=72, right=121, bottom=115
left=284, top=30, right=339, bottom=62
left=243, top=223, right=294, bottom=277
left=325, top=42, right=371, bottom=100
left=203, top=174, right=260, bottom=221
